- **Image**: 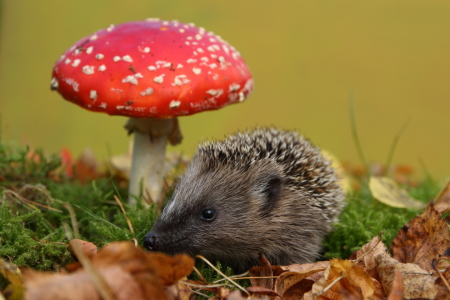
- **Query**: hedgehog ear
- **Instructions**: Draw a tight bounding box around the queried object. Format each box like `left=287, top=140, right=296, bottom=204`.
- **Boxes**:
left=255, top=172, right=284, bottom=214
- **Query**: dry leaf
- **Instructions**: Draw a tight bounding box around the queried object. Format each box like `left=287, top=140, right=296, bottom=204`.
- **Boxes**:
left=387, top=270, right=404, bottom=300
left=435, top=180, right=450, bottom=214
left=369, top=176, right=425, bottom=209
left=24, top=242, right=194, bottom=300
left=390, top=201, right=450, bottom=272
left=375, top=253, right=438, bottom=299
left=350, top=236, right=388, bottom=279
left=249, top=253, right=274, bottom=289
left=148, top=252, right=195, bottom=286
left=59, top=147, right=74, bottom=178
left=73, top=148, right=100, bottom=183
left=303, top=258, right=381, bottom=300
left=68, top=239, right=98, bottom=260
left=0, top=259, right=24, bottom=300
left=281, top=261, right=329, bottom=282
left=274, top=269, right=325, bottom=299
left=435, top=266, right=450, bottom=300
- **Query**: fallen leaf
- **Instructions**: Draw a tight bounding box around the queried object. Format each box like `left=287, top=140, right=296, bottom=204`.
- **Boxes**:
left=0, top=259, right=24, bottom=300
left=322, top=150, right=352, bottom=193
left=375, top=253, right=437, bottom=299
left=390, top=201, right=450, bottom=272
left=369, top=176, right=425, bottom=209
left=281, top=261, right=329, bottom=282
left=274, top=269, right=326, bottom=299
left=350, top=235, right=388, bottom=279
left=73, top=148, right=100, bottom=183
left=24, top=265, right=148, bottom=300
left=249, top=253, right=274, bottom=290
left=24, top=242, right=194, bottom=300
left=59, top=147, right=74, bottom=178
left=303, top=258, right=381, bottom=300
left=147, top=252, right=195, bottom=286
left=387, top=270, right=404, bottom=300
left=68, top=239, right=97, bottom=260
left=435, top=180, right=450, bottom=214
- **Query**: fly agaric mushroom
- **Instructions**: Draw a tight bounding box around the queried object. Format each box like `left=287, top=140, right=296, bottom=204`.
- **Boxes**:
left=51, top=19, right=253, bottom=206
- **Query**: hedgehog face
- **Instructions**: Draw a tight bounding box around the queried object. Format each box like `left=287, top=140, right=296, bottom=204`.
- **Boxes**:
left=143, top=157, right=286, bottom=271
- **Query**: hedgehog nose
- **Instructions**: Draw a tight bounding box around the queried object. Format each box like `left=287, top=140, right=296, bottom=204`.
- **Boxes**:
left=143, top=232, right=158, bottom=251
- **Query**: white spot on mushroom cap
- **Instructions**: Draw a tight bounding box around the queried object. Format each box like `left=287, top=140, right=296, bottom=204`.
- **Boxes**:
left=98, top=65, right=106, bottom=71
left=148, top=66, right=157, bottom=71
left=122, top=74, right=140, bottom=85
left=142, top=47, right=150, bottom=53
left=95, top=54, right=104, bottom=60
left=74, top=49, right=81, bottom=55
left=195, top=34, right=202, bottom=40
left=82, top=65, right=95, bottom=75
left=90, top=90, right=97, bottom=100
left=100, top=102, right=107, bottom=108
left=153, top=74, right=165, bottom=84
left=187, top=58, right=197, bottom=64
left=197, top=48, right=204, bottom=53
left=122, top=55, right=133, bottom=62
left=176, top=64, right=183, bottom=69
left=172, top=75, right=190, bottom=86
left=65, top=58, right=72, bottom=64
left=113, top=56, right=121, bottom=62
left=140, top=87, right=154, bottom=96
left=229, top=83, right=240, bottom=92
left=209, top=63, right=217, bottom=69
left=50, top=78, right=59, bottom=89
left=107, top=24, right=115, bottom=32
left=162, top=21, right=169, bottom=25
left=90, top=34, right=98, bottom=41
left=179, top=29, right=185, bottom=33
left=155, top=61, right=171, bottom=68
left=192, top=67, right=201, bottom=75
left=169, top=100, right=181, bottom=109
left=187, top=36, right=193, bottom=40
left=65, top=78, right=79, bottom=92
left=86, top=46, right=94, bottom=54
left=206, top=89, right=223, bottom=97
left=209, top=38, right=216, bottom=42
left=185, top=41, right=190, bottom=46
left=72, top=59, right=81, bottom=67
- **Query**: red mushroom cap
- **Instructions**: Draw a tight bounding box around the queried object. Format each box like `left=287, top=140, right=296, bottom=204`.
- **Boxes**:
left=51, top=19, right=253, bottom=118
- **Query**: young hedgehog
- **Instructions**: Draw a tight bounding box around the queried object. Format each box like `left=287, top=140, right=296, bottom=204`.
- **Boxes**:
left=144, top=128, right=345, bottom=272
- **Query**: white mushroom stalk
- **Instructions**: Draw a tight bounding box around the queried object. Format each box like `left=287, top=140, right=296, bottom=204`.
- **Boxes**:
left=125, top=118, right=182, bottom=206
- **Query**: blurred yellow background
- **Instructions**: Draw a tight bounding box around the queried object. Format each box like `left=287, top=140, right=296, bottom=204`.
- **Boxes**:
left=0, top=1, right=449, bottom=178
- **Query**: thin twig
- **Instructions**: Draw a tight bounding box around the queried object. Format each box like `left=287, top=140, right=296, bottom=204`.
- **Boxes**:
left=114, top=195, right=134, bottom=233
left=63, top=203, right=80, bottom=239
left=196, top=255, right=250, bottom=296
left=314, top=271, right=344, bottom=298
left=193, top=266, right=207, bottom=283
left=432, top=259, right=450, bottom=292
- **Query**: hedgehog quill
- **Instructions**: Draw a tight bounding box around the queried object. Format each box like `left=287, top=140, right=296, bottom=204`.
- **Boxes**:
left=143, top=128, right=345, bottom=272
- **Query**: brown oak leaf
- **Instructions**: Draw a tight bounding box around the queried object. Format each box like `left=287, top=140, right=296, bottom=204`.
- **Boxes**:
left=390, top=201, right=450, bottom=272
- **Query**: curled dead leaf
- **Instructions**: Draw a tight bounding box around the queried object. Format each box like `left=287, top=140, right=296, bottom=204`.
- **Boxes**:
left=375, top=252, right=438, bottom=299
left=350, top=235, right=388, bottom=280
left=249, top=253, right=274, bottom=290
left=303, top=258, right=382, bottom=300
left=369, top=176, right=425, bottom=209
left=68, top=239, right=98, bottom=260
left=387, top=270, right=404, bottom=300
left=390, top=201, right=450, bottom=272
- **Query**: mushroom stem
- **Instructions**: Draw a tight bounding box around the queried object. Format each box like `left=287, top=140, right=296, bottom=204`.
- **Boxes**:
left=128, top=131, right=167, bottom=206
left=125, top=117, right=182, bottom=206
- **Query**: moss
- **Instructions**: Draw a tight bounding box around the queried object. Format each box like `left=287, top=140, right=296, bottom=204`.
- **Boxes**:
left=323, top=177, right=441, bottom=259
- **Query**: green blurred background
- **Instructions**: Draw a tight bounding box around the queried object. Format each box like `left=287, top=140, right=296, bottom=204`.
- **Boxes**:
left=0, top=1, right=449, bottom=178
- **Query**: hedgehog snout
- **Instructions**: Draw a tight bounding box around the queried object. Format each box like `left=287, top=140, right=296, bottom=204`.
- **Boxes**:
left=143, top=232, right=158, bottom=251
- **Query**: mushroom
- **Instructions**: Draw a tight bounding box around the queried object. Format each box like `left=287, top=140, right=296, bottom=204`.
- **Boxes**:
left=51, top=19, right=253, bottom=206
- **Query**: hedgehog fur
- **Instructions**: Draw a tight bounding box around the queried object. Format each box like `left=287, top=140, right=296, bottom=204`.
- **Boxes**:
left=144, top=127, right=345, bottom=272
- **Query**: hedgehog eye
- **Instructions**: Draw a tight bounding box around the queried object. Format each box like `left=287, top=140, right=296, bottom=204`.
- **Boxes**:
left=200, top=209, right=216, bottom=221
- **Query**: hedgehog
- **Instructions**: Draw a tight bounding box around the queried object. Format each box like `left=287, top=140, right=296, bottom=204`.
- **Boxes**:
left=143, top=127, right=345, bottom=272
